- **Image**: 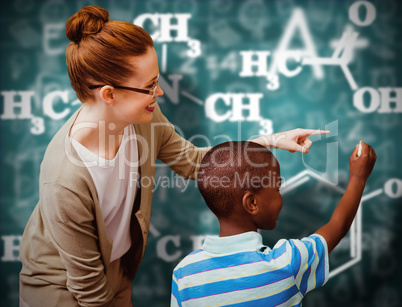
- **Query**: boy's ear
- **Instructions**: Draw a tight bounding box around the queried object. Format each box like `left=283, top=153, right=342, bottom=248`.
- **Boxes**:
left=242, top=191, right=259, bottom=215
left=99, top=86, right=115, bottom=105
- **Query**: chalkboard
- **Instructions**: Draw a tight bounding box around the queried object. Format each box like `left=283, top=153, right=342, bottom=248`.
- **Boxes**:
left=1, top=0, right=401, bottom=306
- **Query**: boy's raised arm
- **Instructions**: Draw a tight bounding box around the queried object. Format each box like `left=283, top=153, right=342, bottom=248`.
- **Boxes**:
left=315, top=142, right=376, bottom=253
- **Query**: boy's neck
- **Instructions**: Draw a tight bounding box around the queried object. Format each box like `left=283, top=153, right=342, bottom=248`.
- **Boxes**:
left=218, top=219, right=257, bottom=237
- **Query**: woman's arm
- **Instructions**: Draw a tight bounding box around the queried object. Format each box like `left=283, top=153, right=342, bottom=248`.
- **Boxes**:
left=154, top=104, right=210, bottom=180
left=251, top=128, right=330, bottom=153
left=155, top=103, right=330, bottom=178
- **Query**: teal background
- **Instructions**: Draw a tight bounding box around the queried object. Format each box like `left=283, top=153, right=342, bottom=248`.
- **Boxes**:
left=1, top=0, right=402, bottom=306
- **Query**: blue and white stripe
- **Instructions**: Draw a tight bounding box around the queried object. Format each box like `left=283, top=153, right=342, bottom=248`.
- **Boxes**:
left=171, top=232, right=328, bottom=307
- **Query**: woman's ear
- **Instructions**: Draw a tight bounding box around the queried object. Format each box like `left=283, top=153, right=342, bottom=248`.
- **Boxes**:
left=242, top=191, right=259, bottom=215
left=99, top=86, right=115, bottom=105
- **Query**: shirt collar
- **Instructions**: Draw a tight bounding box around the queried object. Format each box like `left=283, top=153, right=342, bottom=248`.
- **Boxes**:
left=202, top=231, right=264, bottom=254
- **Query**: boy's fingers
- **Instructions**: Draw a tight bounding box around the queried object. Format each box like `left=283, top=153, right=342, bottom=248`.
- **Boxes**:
left=369, top=146, right=376, bottom=160
left=360, top=141, right=370, bottom=155
left=352, top=144, right=359, bottom=157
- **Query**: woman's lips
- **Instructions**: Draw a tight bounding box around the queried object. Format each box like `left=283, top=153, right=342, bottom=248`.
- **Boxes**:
left=146, top=102, right=155, bottom=112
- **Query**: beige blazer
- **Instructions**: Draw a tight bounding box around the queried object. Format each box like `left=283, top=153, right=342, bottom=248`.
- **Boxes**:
left=19, top=103, right=209, bottom=306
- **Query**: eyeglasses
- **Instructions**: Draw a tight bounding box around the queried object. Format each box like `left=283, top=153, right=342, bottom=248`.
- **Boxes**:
left=88, top=75, right=160, bottom=98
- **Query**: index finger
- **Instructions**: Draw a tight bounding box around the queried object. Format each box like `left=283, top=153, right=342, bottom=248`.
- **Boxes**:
left=301, top=129, right=331, bottom=135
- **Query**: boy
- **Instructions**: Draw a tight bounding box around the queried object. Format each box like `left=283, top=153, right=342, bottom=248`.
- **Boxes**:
left=171, top=141, right=376, bottom=306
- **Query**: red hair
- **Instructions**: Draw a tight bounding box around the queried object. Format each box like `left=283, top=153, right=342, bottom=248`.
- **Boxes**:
left=65, top=5, right=154, bottom=101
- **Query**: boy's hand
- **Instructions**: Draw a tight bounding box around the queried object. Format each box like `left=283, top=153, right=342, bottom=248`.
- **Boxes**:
left=349, top=141, right=377, bottom=181
left=315, top=143, right=377, bottom=253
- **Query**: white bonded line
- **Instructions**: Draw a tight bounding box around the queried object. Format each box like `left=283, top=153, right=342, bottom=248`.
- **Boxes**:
left=350, top=214, right=357, bottom=258
left=332, top=203, right=362, bottom=277
left=329, top=256, right=360, bottom=279
left=350, top=204, right=363, bottom=259
left=361, top=189, right=383, bottom=202
left=149, top=223, right=161, bottom=237
left=279, top=170, right=382, bottom=279
left=307, top=171, right=346, bottom=194
left=303, top=30, right=360, bottom=90
left=284, top=170, right=310, bottom=186
left=280, top=176, right=310, bottom=195
left=357, top=205, right=362, bottom=261
left=330, top=208, right=362, bottom=280
left=161, top=44, right=167, bottom=73
left=181, top=91, right=204, bottom=106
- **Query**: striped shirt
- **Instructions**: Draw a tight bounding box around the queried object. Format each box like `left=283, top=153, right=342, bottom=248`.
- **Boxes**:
left=171, top=232, right=329, bottom=307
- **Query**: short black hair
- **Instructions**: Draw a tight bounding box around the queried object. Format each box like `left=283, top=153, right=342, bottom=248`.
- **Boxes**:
left=198, top=141, right=279, bottom=218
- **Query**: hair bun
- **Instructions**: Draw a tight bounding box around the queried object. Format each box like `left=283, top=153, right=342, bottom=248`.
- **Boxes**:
left=65, top=5, right=109, bottom=44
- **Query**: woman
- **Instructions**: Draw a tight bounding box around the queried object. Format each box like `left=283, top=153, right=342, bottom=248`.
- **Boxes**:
left=19, top=5, right=327, bottom=307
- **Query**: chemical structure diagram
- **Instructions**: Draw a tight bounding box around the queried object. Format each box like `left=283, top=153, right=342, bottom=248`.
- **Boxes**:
left=281, top=170, right=401, bottom=279
left=132, top=1, right=402, bottom=277
left=144, top=167, right=401, bottom=275
left=1, top=0, right=401, bottom=282
left=2, top=1, right=399, bottom=137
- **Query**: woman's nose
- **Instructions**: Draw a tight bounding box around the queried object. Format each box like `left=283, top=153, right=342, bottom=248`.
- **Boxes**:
left=155, top=85, right=164, bottom=98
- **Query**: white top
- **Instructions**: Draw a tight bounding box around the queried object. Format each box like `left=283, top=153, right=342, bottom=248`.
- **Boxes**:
left=70, top=125, right=139, bottom=262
